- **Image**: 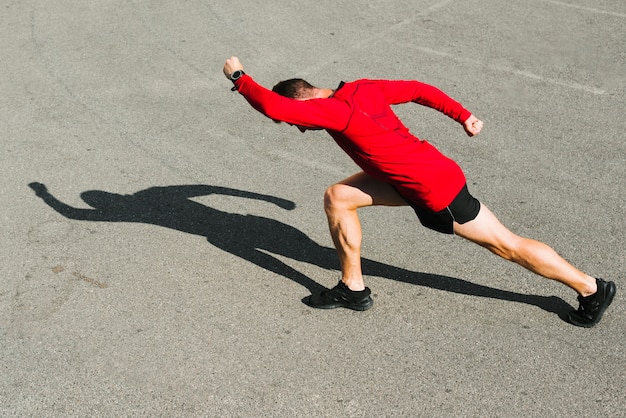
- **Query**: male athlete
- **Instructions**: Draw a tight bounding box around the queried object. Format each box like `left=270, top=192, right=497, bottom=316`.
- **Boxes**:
left=222, top=56, right=615, bottom=327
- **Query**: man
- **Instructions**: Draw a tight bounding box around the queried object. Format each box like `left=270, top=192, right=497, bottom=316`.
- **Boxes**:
left=222, top=56, right=616, bottom=327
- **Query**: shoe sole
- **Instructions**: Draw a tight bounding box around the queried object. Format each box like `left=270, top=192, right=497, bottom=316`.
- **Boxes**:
left=569, top=281, right=616, bottom=328
left=303, top=296, right=374, bottom=311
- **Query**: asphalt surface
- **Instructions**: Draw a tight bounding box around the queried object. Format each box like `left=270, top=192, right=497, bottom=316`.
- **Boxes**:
left=1, top=0, right=625, bottom=416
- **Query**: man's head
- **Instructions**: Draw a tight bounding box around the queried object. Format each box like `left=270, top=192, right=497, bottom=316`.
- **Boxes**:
left=272, top=78, right=316, bottom=99
left=271, top=78, right=333, bottom=131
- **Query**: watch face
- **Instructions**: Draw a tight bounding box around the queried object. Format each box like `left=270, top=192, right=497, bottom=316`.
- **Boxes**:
left=231, top=70, right=243, bottom=80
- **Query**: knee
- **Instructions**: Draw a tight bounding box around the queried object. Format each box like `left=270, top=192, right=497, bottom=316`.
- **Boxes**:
left=323, top=183, right=353, bottom=214
left=489, top=236, right=525, bottom=262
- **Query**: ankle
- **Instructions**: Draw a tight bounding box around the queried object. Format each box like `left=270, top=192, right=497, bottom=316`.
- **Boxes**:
left=579, top=277, right=598, bottom=298
left=341, top=278, right=365, bottom=292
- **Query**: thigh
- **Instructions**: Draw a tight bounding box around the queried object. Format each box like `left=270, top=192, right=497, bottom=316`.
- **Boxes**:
left=336, top=172, right=409, bottom=208
left=453, top=203, right=519, bottom=251
left=411, top=184, right=481, bottom=234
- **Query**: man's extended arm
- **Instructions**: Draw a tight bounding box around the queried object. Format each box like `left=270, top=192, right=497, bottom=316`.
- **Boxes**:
left=379, top=79, right=483, bottom=136
left=223, top=57, right=346, bottom=131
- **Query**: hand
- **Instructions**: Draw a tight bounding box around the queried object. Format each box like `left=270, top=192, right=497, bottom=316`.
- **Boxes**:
left=463, top=114, right=483, bottom=137
left=223, top=56, right=244, bottom=79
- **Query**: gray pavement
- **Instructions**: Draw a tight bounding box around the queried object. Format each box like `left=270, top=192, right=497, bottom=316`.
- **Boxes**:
left=1, top=0, right=625, bottom=416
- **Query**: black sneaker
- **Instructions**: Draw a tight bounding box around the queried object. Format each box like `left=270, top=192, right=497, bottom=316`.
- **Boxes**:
left=568, top=278, right=616, bottom=328
left=303, top=280, right=374, bottom=311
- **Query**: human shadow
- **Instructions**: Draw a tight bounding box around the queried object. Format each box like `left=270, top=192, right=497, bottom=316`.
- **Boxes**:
left=28, top=182, right=574, bottom=319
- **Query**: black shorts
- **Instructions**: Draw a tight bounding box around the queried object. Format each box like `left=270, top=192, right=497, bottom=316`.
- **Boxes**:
left=410, top=184, right=481, bottom=234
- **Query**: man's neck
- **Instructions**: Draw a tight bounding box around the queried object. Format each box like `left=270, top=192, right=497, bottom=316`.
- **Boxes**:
left=311, top=88, right=334, bottom=99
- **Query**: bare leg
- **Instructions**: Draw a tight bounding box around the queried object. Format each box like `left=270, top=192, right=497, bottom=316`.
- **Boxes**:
left=453, top=204, right=597, bottom=296
left=324, top=172, right=408, bottom=290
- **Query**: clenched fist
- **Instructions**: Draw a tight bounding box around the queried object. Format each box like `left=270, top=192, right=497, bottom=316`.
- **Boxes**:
left=463, top=114, right=483, bottom=137
left=223, top=56, right=244, bottom=79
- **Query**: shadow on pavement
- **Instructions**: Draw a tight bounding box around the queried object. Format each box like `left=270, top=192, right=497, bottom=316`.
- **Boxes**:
left=28, top=182, right=574, bottom=320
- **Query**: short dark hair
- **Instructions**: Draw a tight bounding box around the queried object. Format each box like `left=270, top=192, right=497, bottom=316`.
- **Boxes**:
left=272, top=78, right=314, bottom=99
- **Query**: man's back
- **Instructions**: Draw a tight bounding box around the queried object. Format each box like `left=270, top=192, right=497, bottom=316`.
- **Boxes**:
left=328, top=79, right=467, bottom=211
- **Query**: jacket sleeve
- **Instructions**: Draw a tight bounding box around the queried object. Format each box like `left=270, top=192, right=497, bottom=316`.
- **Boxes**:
left=377, top=80, right=472, bottom=124
left=233, top=75, right=348, bottom=131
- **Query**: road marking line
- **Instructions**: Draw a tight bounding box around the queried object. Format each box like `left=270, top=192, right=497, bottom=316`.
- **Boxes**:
left=541, top=0, right=626, bottom=18
left=412, top=46, right=606, bottom=95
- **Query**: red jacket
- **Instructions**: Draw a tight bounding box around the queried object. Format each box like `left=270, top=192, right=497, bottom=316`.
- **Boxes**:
left=235, top=75, right=472, bottom=212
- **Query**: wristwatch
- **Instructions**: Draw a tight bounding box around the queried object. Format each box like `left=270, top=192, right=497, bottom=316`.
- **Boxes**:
left=229, top=70, right=245, bottom=82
